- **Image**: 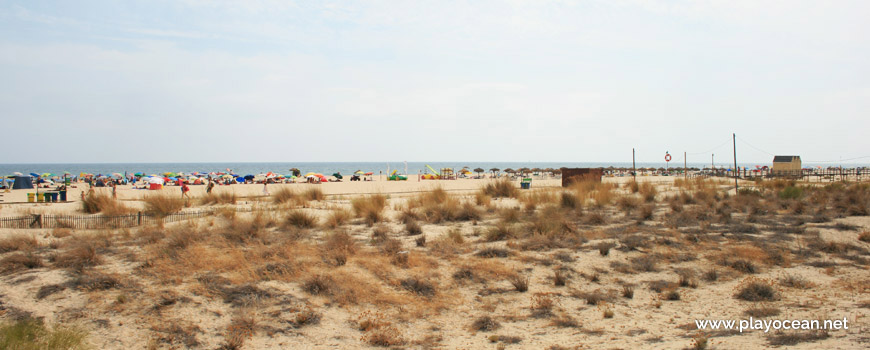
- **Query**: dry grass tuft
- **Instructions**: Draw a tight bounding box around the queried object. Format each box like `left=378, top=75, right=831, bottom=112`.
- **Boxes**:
left=735, top=278, right=779, bottom=301
left=144, top=194, right=185, bottom=217
left=324, top=209, right=352, bottom=229
left=0, top=234, right=39, bottom=253
left=471, top=316, right=500, bottom=332
left=200, top=191, right=237, bottom=205
left=508, top=274, right=529, bottom=292
left=81, top=193, right=133, bottom=215
left=0, top=253, right=44, bottom=274
left=303, top=187, right=325, bottom=201
left=272, top=187, right=299, bottom=205
left=482, top=179, right=519, bottom=198
left=859, top=231, right=870, bottom=243
left=352, top=195, right=388, bottom=226
left=284, top=210, right=319, bottom=229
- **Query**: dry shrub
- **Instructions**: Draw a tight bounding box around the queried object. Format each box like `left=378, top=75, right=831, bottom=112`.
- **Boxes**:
left=508, top=274, right=529, bottom=292
left=859, top=231, right=870, bottom=243
left=475, top=192, right=492, bottom=207
left=352, top=194, right=387, bottom=226
left=405, top=220, right=422, bottom=235
left=590, top=183, right=615, bottom=208
left=744, top=306, right=781, bottom=318
left=322, top=231, right=356, bottom=266
left=528, top=206, right=578, bottom=238
left=223, top=213, right=273, bottom=243
left=638, top=182, right=657, bottom=202
left=530, top=293, right=557, bottom=318
left=222, top=312, right=256, bottom=350
left=272, top=187, right=299, bottom=205
left=53, top=242, right=102, bottom=271
left=400, top=277, right=436, bottom=297
left=303, top=187, right=325, bottom=201
left=302, top=274, right=336, bottom=295
left=498, top=207, right=521, bottom=223
left=0, top=253, right=43, bottom=274
left=521, top=190, right=558, bottom=208
left=324, top=209, right=352, bottom=228
left=735, top=278, right=779, bottom=301
left=482, top=179, right=519, bottom=198
left=554, top=270, right=568, bottom=287
left=200, top=191, right=237, bottom=205
left=51, top=228, right=73, bottom=238
left=470, top=316, right=500, bottom=332
left=144, top=194, right=185, bottom=216
left=81, top=193, right=132, bottom=215
left=560, top=191, right=580, bottom=209
left=0, top=234, right=39, bottom=253
left=284, top=210, right=318, bottom=229
left=779, top=274, right=814, bottom=289
left=767, top=330, right=829, bottom=346
left=616, top=195, right=640, bottom=214
left=630, top=255, right=658, bottom=272
left=626, top=180, right=640, bottom=193
left=485, top=223, right=516, bottom=242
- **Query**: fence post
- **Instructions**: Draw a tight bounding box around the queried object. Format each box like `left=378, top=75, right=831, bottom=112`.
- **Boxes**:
left=138, top=211, right=142, bottom=226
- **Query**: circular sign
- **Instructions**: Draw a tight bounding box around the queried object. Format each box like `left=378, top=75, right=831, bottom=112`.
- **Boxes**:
left=665, top=154, right=672, bottom=162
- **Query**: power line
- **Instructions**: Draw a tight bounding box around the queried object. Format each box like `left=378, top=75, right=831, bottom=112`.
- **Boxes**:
left=735, top=135, right=775, bottom=156
left=687, top=139, right=731, bottom=155
left=805, top=155, right=870, bottom=163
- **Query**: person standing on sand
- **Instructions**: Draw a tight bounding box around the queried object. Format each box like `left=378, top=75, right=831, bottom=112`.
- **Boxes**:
left=111, top=182, right=117, bottom=199
left=181, top=181, right=190, bottom=199
left=206, top=181, right=215, bottom=194
left=263, top=182, right=270, bottom=196
left=87, top=184, right=95, bottom=197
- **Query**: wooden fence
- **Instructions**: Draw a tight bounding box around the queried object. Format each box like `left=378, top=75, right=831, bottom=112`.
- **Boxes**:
left=0, top=209, right=226, bottom=230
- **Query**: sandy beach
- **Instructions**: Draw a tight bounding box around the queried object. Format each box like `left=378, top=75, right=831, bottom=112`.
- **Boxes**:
left=0, top=175, right=867, bottom=349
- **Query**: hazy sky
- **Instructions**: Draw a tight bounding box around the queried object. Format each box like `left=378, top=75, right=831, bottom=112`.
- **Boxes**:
left=1, top=1, right=868, bottom=164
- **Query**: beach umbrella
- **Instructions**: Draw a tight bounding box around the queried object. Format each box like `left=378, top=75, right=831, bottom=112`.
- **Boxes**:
left=41, top=173, right=54, bottom=177
left=63, top=171, right=71, bottom=175
left=134, top=172, right=144, bottom=176
left=304, top=172, right=317, bottom=177
left=112, top=173, right=123, bottom=178
left=13, top=172, right=23, bottom=176
left=354, top=170, right=365, bottom=175
left=30, top=173, right=40, bottom=178
left=236, top=177, right=245, bottom=182
left=364, top=172, right=373, bottom=176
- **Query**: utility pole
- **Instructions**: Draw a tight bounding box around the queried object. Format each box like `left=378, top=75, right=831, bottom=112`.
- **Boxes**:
left=732, top=133, right=738, bottom=193
left=632, top=148, right=636, bottom=181
left=684, top=151, right=687, bottom=181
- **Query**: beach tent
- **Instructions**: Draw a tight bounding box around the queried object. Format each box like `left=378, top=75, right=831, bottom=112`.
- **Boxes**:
left=148, top=177, right=165, bottom=190
left=12, top=176, right=34, bottom=189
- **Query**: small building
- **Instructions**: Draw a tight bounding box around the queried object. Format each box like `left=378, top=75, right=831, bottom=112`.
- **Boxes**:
left=772, top=156, right=801, bottom=176
left=560, top=168, right=603, bottom=187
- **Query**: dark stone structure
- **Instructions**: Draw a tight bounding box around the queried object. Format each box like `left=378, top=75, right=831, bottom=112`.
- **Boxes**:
left=560, top=168, right=603, bottom=187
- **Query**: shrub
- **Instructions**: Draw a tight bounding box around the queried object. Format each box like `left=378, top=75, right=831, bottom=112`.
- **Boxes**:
left=730, top=260, right=757, bottom=274
left=621, top=285, right=634, bottom=299
left=509, top=274, right=529, bottom=292
left=285, top=210, right=318, bottom=229
left=324, top=209, right=352, bottom=228
left=778, top=186, right=803, bottom=200
left=0, top=235, right=39, bottom=253
left=405, top=220, right=422, bottom=235
left=400, top=278, right=436, bottom=297
left=484, top=223, right=515, bottom=242
left=860, top=231, right=870, bottom=243
left=81, top=193, right=132, bottom=215
left=735, top=279, right=779, bottom=301
left=482, top=179, right=519, bottom=198
left=322, top=231, right=356, bottom=266
left=272, top=187, right=299, bottom=205
left=352, top=195, right=387, bottom=226
left=144, top=194, right=185, bottom=216
left=303, top=187, right=325, bottom=201
left=53, top=243, right=102, bottom=271
left=639, top=183, right=657, bottom=202
left=744, top=306, right=781, bottom=318
left=560, top=192, right=579, bottom=209
left=200, top=191, right=237, bottom=205
left=554, top=270, right=568, bottom=287
left=630, top=255, right=658, bottom=272
left=471, top=316, right=500, bottom=332
left=0, top=319, right=88, bottom=350
left=302, top=275, right=335, bottom=295
left=597, top=242, right=614, bottom=256
left=779, top=274, right=813, bottom=289
left=0, top=253, right=43, bottom=274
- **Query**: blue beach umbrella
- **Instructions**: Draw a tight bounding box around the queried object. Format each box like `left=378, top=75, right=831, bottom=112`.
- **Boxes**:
left=236, top=177, right=245, bottom=183
left=30, top=173, right=40, bottom=178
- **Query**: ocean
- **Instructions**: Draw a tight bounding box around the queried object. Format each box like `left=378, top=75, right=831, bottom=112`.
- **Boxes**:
left=0, top=161, right=831, bottom=178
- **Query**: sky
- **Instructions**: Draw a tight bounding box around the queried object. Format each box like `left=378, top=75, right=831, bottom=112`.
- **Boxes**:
left=1, top=0, right=868, bottom=164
